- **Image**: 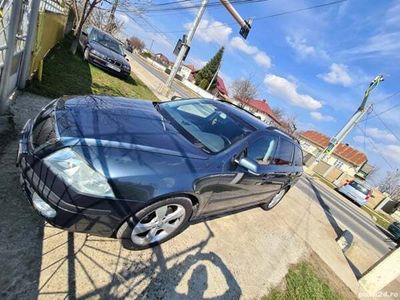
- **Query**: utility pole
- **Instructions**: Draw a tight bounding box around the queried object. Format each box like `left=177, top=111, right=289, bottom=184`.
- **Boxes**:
left=106, top=0, right=119, bottom=32
left=311, top=75, right=384, bottom=169
left=206, top=57, right=222, bottom=91
left=161, top=0, right=208, bottom=96
left=161, top=0, right=251, bottom=96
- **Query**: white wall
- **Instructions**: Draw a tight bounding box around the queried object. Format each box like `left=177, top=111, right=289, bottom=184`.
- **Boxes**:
left=181, top=79, right=217, bottom=99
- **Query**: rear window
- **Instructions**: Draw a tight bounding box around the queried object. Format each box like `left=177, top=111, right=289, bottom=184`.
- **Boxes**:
left=294, top=146, right=303, bottom=166
left=349, top=181, right=369, bottom=195
left=272, top=139, right=294, bottom=165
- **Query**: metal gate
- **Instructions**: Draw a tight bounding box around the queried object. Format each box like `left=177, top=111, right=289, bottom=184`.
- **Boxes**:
left=0, top=0, right=66, bottom=114
left=0, top=0, right=31, bottom=112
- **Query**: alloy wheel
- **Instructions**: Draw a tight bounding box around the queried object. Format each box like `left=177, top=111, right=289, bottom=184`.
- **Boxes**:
left=268, top=189, right=286, bottom=209
left=131, top=204, right=186, bottom=245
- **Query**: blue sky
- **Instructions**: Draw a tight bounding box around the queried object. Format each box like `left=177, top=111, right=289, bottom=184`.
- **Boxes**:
left=117, top=0, right=400, bottom=180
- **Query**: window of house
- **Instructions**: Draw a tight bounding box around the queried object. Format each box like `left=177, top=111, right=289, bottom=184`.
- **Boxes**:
left=272, top=139, right=294, bottom=166
left=247, top=135, right=278, bottom=165
left=334, top=159, right=344, bottom=169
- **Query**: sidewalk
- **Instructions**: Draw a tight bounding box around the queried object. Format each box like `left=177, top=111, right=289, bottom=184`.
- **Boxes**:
left=127, top=53, right=198, bottom=101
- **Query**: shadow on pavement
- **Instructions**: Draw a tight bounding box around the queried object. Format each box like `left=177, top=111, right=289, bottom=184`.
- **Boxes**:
left=39, top=222, right=241, bottom=299
left=306, top=177, right=343, bottom=238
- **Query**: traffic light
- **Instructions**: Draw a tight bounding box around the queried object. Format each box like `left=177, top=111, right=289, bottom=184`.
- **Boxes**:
left=239, top=18, right=253, bottom=39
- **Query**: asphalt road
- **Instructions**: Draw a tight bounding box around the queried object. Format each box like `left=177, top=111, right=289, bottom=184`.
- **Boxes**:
left=128, top=53, right=197, bottom=98
left=296, top=176, right=396, bottom=256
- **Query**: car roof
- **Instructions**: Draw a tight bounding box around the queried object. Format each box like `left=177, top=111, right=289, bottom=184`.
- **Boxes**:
left=87, top=26, right=121, bottom=43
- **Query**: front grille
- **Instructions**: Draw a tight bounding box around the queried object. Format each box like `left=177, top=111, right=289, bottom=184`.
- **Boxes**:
left=107, top=58, right=122, bottom=67
left=32, top=112, right=57, bottom=149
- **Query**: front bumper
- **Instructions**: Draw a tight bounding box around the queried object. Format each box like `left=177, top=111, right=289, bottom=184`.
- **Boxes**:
left=17, top=120, right=141, bottom=237
left=88, top=54, right=130, bottom=78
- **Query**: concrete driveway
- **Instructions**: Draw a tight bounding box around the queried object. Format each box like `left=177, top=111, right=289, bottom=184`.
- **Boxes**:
left=1, top=93, right=360, bottom=299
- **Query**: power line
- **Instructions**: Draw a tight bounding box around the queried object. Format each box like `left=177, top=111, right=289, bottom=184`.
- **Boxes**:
left=119, top=0, right=347, bottom=33
left=371, top=89, right=400, bottom=106
left=363, top=102, right=400, bottom=121
left=356, top=124, right=394, bottom=170
left=373, top=110, right=400, bottom=144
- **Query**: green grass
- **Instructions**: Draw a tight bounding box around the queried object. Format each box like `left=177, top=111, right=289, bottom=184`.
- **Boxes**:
left=28, top=36, right=158, bottom=101
left=361, top=206, right=392, bottom=229
left=265, top=263, right=343, bottom=300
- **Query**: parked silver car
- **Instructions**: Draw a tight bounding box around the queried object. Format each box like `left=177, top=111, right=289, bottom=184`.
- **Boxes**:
left=338, top=180, right=371, bottom=206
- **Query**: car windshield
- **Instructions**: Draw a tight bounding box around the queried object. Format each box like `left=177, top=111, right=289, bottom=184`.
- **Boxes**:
left=90, top=29, right=123, bottom=55
left=160, top=100, right=253, bottom=153
left=349, top=181, right=369, bottom=195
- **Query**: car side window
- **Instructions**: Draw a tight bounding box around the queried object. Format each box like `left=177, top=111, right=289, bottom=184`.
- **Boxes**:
left=272, top=139, right=294, bottom=166
left=247, top=135, right=278, bottom=165
left=294, top=146, right=303, bottom=166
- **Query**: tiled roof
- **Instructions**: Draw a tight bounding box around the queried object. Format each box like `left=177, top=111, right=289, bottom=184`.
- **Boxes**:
left=300, top=130, right=367, bottom=166
left=216, top=76, right=228, bottom=96
left=235, top=97, right=281, bottom=125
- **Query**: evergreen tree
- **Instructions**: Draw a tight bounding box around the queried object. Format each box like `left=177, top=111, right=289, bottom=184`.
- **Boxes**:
left=195, top=47, right=224, bottom=90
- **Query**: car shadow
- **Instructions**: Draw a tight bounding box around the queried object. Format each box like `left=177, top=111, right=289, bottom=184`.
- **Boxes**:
left=37, top=222, right=241, bottom=299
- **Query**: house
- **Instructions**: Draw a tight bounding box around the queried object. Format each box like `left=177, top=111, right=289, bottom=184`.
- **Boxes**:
left=214, top=76, right=229, bottom=99
left=299, top=130, right=372, bottom=184
left=189, top=69, right=229, bottom=99
left=177, top=64, right=192, bottom=80
left=154, top=53, right=170, bottom=66
left=230, top=97, right=282, bottom=127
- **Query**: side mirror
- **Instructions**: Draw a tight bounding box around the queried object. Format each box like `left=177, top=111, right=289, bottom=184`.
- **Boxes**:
left=123, top=53, right=127, bottom=57
left=81, top=31, right=88, bottom=37
left=236, top=157, right=260, bottom=175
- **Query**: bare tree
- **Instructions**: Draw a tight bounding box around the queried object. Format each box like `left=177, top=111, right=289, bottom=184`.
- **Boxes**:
left=271, top=107, right=297, bottom=134
left=231, top=79, right=258, bottom=107
left=379, top=169, right=400, bottom=201
left=67, top=0, right=104, bottom=54
left=87, top=7, right=124, bottom=35
left=272, top=107, right=284, bottom=120
left=129, top=36, right=145, bottom=52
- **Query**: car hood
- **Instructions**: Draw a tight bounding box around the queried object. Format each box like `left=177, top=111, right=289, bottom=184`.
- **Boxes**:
left=90, top=41, right=129, bottom=67
left=54, top=96, right=208, bottom=159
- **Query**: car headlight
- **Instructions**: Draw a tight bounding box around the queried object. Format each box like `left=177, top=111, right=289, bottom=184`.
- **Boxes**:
left=90, top=49, right=106, bottom=59
left=44, top=148, right=115, bottom=198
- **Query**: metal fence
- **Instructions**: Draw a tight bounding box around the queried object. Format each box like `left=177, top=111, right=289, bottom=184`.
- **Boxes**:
left=0, top=0, right=67, bottom=114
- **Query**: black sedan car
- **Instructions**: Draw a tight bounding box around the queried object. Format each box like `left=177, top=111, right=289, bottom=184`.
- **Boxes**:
left=17, top=97, right=303, bottom=250
left=388, top=222, right=400, bottom=242
left=79, top=26, right=131, bottom=78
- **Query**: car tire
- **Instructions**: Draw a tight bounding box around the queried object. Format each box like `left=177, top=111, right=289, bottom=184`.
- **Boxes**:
left=117, top=197, right=193, bottom=250
left=83, top=48, right=89, bottom=61
left=260, top=187, right=289, bottom=211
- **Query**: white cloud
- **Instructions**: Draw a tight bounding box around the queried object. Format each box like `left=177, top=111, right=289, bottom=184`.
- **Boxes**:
left=365, top=127, right=397, bottom=143
left=286, top=36, right=315, bottom=58
left=343, top=32, right=400, bottom=59
left=380, top=144, right=400, bottom=163
left=310, top=111, right=335, bottom=122
left=254, top=52, right=272, bottom=68
left=353, top=135, right=400, bottom=164
left=318, top=63, right=353, bottom=86
left=230, top=37, right=272, bottom=68
left=185, top=18, right=232, bottom=45
left=264, top=74, right=322, bottom=110
left=188, top=56, right=207, bottom=69
left=230, top=37, right=258, bottom=55
left=386, top=3, right=400, bottom=26
left=285, top=35, right=329, bottom=60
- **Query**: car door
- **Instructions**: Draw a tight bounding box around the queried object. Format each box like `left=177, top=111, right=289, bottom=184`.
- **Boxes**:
left=201, top=132, right=294, bottom=215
